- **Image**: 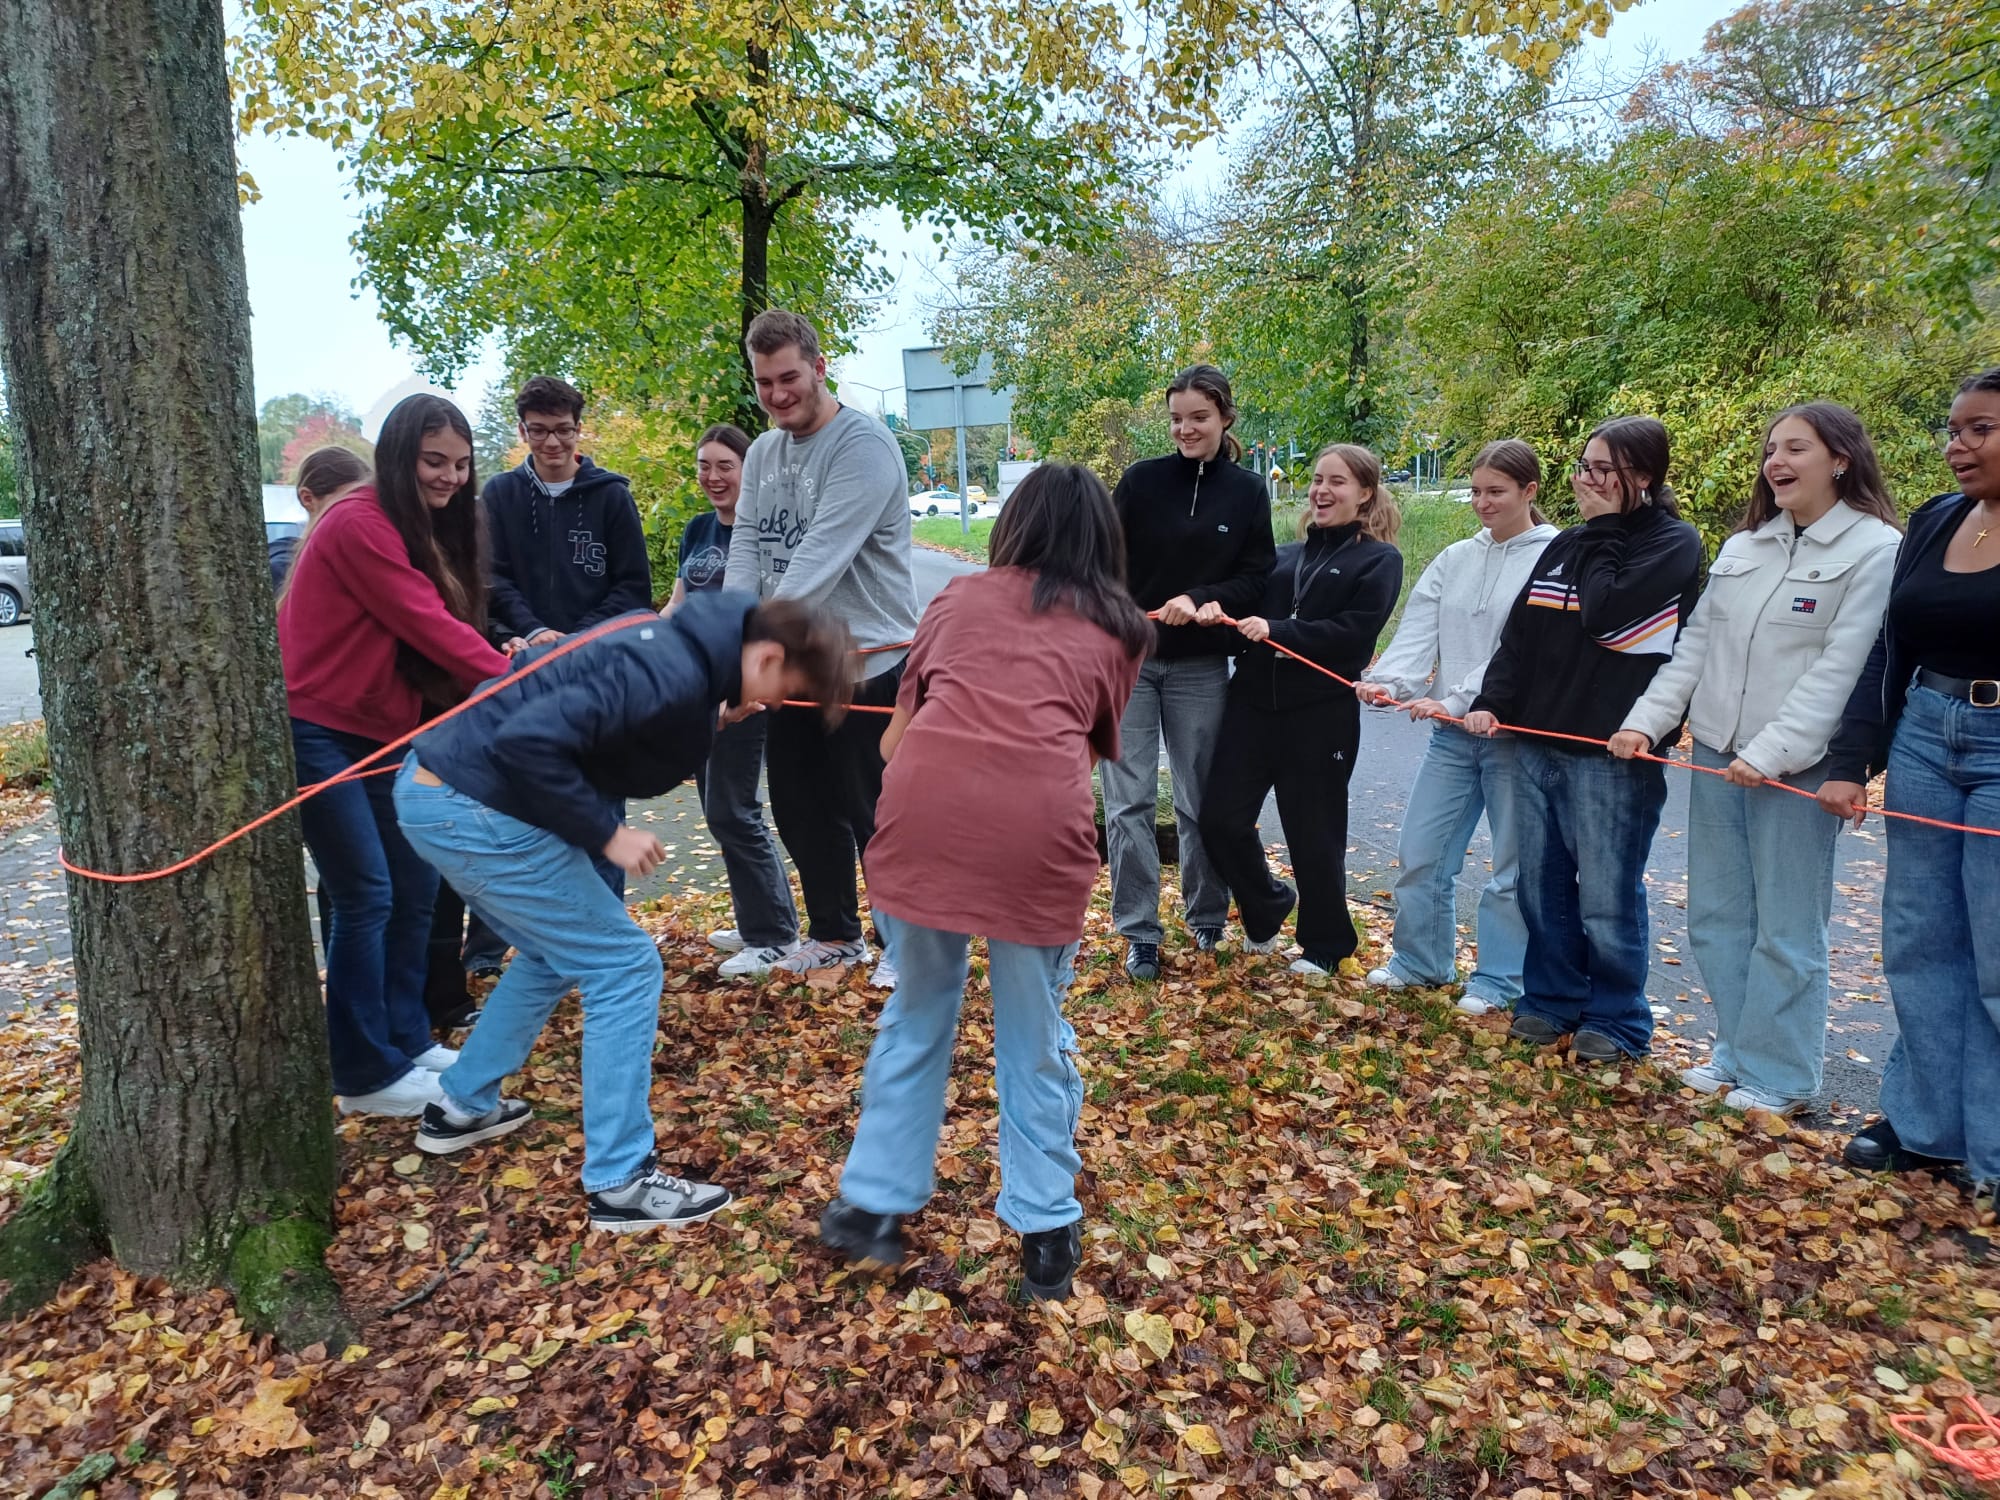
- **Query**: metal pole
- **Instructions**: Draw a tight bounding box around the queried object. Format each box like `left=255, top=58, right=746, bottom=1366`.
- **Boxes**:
left=955, top=381, right=972, bottom=536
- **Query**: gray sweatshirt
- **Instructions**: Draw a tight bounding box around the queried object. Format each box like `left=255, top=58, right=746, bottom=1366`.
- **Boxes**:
left=723, top=403, right=920, bottom=678
left=1363, top=522, right=1561, bottom=717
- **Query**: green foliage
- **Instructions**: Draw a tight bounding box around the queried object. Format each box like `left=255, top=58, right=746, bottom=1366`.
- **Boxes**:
left=472, top=382, right=523, bottom=488
left=256, top=393, right=365, bottom=484
left=0, top=721, right=50, bottom=789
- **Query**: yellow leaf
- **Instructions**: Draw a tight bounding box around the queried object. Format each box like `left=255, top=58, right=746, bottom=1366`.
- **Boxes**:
left=1146, top=1253, right=1174, bottom=1279
left=497, top=1166, right=538, bottom=1190
left=732, top=1334, right=755, bottom=1358
left=1614, top=1248, right=1652, bottom=1271
left=1874, top=1366, right=1910, bottom=1392
left=392, top=1154, right=423, bottom=1176
left=1124, top=1310, right=1174, bottom=1360
left=221, top=1374, right=316, bottom=1455
left=1606, top=1444, right=1649, bottom=1475
left=1183, top=1423, right=1223, bottom=1455
left=428, top=1484, right=471, bottom=1500
left=403, top=1221, right=432, bottom=1251
left=1761, top=1151, right=1793, bottom=1177
left=520, top=1339, right=564, bottom=1369
left=464, top=1397, right=508, bottom=1417
left=191, top=1416, right=214, bottom=1437
left=900, top=1287, right=950, bottom=1313
left=340, top=1344, right=371, bottom=1362
left=364, top=1415, right=391, bottom=1448
left=1027, top=1405, right=1064, bottom=1435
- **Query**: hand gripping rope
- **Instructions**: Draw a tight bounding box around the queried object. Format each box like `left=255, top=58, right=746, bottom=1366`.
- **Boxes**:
left=54, top=606, right=1997, bottom=884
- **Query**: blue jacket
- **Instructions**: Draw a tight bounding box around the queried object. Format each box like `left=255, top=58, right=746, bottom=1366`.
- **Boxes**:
left=1825, top=492, right=1975, bottom=783
left=412, top=592, right=752, bottom=852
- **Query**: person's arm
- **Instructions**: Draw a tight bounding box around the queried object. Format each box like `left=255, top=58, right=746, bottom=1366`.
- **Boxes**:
left=880, top=588, right=942, bottom=762
left=722, top=475, right=761, bottom=596
left=482, top=484, right=548, bottom=640
left=1362, top=552, right=1446, bottom=700
left=1572, top=516, right=1702, bottom=644
left=1263, top=549, right=1403, bottom=669
left=1617, top=580, right=1722, bottom=746
left=571, top=484, right=654, bottom=629
left=662, top=578, right=687, bottom=616
left=320, top=507, right=512, bottom=686
left=1745, top=539, right=1900, bottom=780
left=770, top=429, right=903, bottom=608
left=1187, top=481, right=1278, bottom=619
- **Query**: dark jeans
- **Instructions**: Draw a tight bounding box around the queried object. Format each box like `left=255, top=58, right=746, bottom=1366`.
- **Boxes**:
left=1201, top=692, right=1361, bottom=967
left=695, top=713, right=798, bottom=948
left=766, top=663, right=902, bottom=943
left=1512, top=741, right=1668, bottom=1056
left=291, top=717, right=440, bottom=1096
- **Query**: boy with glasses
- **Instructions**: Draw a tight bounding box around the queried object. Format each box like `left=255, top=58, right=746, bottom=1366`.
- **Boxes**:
left=484, top=375, right=653, bottom=645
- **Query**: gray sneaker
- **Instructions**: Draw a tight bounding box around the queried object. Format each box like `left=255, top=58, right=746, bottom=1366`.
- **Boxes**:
left=772, top=938, right=871, bottom=974
left=587, top=1164, right=734, bottom=1233
left=1572, top=1029, right=1626, bottom=1062
left=1509, top=1013, right=1563, bottom=1045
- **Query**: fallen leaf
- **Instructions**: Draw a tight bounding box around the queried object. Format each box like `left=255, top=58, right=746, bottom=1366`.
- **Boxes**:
left=1183, top=1424, right=1223, bottom=1455
left=1027, top=1405, right=1063, bottom=1435
left=218, top=1375, right=315, bottom=1455
left=1124, top=1310, right=1174, bottom=1360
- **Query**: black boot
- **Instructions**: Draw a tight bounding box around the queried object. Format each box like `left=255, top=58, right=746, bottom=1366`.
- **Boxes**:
left=1019, top=1221, right=1082, bottom=1302
left=1842, top=1117, right=1961, bottom=1175
left=819, top=1197, right=905, bottom=1272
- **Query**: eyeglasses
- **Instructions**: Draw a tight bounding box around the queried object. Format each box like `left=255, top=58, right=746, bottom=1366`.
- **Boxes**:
left=523, top=423, right=580, bottom=443
left=1937, top=421, right=1998, bottom=451
left=1571, top=459, right=1625, bottom=482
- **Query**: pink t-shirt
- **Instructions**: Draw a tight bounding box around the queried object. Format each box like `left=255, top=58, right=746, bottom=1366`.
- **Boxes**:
left=865, top=568, right=1142, bottom=948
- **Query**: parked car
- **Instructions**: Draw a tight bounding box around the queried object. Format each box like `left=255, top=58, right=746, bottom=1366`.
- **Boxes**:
left=0, top=522, right=31, bottom=627
left=1385, top=468, right=1414, bottom=484
left=908, top=488, right=997, bottom=519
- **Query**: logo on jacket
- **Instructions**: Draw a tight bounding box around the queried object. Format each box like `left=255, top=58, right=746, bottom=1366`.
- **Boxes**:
left=569, top=529, right=607, bottom=577
left=1217, top=524, right=1230, bottom=533
left=1791, top=597, right=1817, bottom=615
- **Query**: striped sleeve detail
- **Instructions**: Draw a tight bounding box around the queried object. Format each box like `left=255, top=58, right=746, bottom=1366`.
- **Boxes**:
left=1595, top=600, right=1682, bottom=656
left=1526, top=582, right=1578, bottom=611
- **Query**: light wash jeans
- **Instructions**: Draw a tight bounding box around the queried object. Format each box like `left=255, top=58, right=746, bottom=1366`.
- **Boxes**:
left=1514, top=743, right=1668, bottom=1056
left=393, top=759, right=664, bottom=1193
left=1877, top=685, right=2000, bottom=1180
left=1386, top=724, right=1527, bottom=1004
left=838, top=912, right=1084, bottom=1233
left=1684, top=742, right=1838, bottom=1100
left=1102, top=655, right=1230, bottom=943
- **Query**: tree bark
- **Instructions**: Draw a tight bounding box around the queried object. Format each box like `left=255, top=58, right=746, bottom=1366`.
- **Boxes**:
left=0, top=0, right=348, bottom=1345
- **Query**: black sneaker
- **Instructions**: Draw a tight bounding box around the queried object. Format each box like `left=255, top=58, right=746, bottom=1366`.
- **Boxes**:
left=1842, top=1117, right=1962, bottom=1175
left=1125, top=942, right=1161, bottom=982
left=434, top=999, right=482, bottom=1032
left=468, top=963, right=504, bottom=982
left=415, top=1098, right=533, bottom=1154
left=1510, top=1013, right=1563, bottom=1045
left=1571, top=1029, right=1624, bottom=1062
left=1019, top=1221, right=1082, bottom=1302
left=1192, top=927, right=1224, bottom=953
left=587, top=1164, right=733, bottom=1233
left=819, top=1196, right=906, bottom=1272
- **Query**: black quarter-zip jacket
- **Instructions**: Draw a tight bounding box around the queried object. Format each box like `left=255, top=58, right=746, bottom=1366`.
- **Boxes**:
left=1231, top=522, right=1404, bottom=709
left=1113, top=450, right=1277, bottom=659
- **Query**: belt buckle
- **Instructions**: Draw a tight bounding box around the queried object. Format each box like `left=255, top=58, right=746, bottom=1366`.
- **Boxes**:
left=1974, top=680, right=2000, bottom=709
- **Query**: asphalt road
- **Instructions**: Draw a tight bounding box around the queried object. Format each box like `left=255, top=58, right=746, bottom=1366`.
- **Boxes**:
left=0, top=624, right=40, bottom=723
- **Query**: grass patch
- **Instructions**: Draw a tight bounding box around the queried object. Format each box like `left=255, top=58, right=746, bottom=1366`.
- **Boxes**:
left=911, top=516, right=993, bottom=560
left=0, top=720, right=48, bottom=789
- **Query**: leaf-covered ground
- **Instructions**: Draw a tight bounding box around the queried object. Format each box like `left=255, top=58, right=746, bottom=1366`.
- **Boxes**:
left=2, top=880, right=1997, bottom=1499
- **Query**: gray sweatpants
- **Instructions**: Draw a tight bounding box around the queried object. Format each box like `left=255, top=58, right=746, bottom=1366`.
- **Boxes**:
left=1101, top=655, right=1231, bottom=944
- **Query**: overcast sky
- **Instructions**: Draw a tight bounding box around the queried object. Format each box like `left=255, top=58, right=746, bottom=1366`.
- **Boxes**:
left=236, top=0, right=1743, bottom=424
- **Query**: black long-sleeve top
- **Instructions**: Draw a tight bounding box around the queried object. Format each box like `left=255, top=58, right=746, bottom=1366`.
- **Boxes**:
left=1113, top=450, right=1277, bottom=659
left=1472, top=504, right=1704, bottom=748
left=1229, top=522, right=1403, bottom=709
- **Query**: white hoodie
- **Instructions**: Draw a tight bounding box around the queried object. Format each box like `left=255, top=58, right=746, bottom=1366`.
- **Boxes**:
left=1362, top=522, right=1561, bottom=717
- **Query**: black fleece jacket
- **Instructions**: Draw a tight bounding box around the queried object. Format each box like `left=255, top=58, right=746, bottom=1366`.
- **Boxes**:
left=1472, top=503, right=1704, bottom=748
left=1230, top=523, right=1403, bottom=709
left=484, top=456, right=653, bottom=637
left=1113, top=450, right=1276, bottom=659
left=413, top=593, right=749, bottom=854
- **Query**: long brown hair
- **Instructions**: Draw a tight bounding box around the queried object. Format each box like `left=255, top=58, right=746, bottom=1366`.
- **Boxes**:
left=989, top=464, right=1152, bottom=656
left=1302, top=442, right=1402, bottom=545
left=1469, top=439, right=1549, bottom=527
left=1586, top=416, right=1679, bottom=517
left=1166, top=365, right=1244, bottom=462
left=373, top=394, right=490, bottom=704
left=1738, top=402, right=1901, bottom=534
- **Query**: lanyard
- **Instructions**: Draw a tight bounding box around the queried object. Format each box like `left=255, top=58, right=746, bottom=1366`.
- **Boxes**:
left=1291, top=533, right=1353, bottom=617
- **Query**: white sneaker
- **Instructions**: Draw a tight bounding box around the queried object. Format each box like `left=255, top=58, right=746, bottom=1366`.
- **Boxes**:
left=338, top=1069, right=445, bottom=1117
left=1724, top=1085, right=1807, bottom=1117
left=1366, top=966, right=1410, bottom=990
left=411, top=1043, right=459, bottom=1071
left=1456, top=993, right=1501, bottom=1016
left=718, top=943, right=796, bottom=978
left=708, top=928, right=746, bottom=954
left=773, top=938, right=871, bottom=974
left=1679, top=1062, right=1735, bottom=1096
left=869, top=955, right=899, bottom=990
left=1242, top=934, right=1283, bottom=955
left=1290, top=957, right=1330, bottom=978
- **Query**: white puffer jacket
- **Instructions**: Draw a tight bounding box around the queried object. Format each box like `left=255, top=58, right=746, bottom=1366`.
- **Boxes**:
left=1621, top=501, right=1901, bottom=778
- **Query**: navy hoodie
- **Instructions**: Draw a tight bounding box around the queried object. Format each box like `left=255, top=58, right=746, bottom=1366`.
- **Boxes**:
left=412, top=593, right=750, bottom=854
left=483, top=456, right=653, bottom=637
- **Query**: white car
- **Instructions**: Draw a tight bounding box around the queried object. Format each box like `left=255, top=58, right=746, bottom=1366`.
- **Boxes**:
left=908, top=489, right=998, bottom=520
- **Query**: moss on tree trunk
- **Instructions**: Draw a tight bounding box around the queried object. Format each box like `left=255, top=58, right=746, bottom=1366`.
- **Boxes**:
left=0, top=0, right=350, bottom=1345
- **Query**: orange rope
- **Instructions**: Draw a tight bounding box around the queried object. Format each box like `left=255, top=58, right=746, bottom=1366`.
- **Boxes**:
left=1891, top=1401, right=2000, bottom=1482
left=1175, top=610, right=2000, bottom=839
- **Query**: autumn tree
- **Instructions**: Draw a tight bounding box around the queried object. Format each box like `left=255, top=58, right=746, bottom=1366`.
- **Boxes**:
left=0, top=0, right=345, bottom=1340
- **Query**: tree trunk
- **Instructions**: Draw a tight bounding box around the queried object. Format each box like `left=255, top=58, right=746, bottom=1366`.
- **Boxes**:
left=0, top=0, right=348, bottom=1345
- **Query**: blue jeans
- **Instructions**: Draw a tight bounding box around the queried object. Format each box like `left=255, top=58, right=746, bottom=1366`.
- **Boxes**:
left=1102, top=655, right=1231, bottom=942
left=1878, top=685, right=2000, bottom=1178
left=1513, top=742, right=1667, bottom=1055
left=292, top=719, right=439, bottom=1097
left=839, top=912, right=1083, bottom=1233
left=394, top=759, right=664, bottom=1192
left=1387, top=725, right=1527, bottom=1003
left=1686, top=742, right=1838, bottom=1099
